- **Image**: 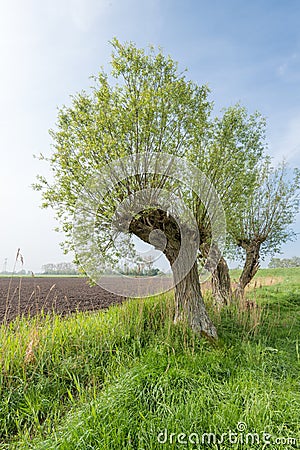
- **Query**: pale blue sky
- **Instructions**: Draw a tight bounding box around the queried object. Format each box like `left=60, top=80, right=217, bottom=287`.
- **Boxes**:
left=0, top=0, right=299, bottom=272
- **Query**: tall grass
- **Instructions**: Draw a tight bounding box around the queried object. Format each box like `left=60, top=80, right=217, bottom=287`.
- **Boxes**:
left=0, top=269, right=299, bottom=449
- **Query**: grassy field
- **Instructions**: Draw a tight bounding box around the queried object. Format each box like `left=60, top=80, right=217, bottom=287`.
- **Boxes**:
left=0, top=268, right=299, bottom=449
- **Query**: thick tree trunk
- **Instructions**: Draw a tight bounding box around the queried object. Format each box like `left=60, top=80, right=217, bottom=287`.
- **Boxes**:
left=235, top=243, right=260, bottom=299
left=201, top=242, right=231, bottom=306
left=211, top=256, right=232, bottom=306
left=128, top=209, right=218, bottom=339
left=173, top=261, right=218, bottom=339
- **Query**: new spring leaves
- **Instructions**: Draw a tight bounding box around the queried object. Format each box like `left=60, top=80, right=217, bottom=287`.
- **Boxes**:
left=72, top=152, right=226, bottom=297
left=35, top=39, right=299, bottom=338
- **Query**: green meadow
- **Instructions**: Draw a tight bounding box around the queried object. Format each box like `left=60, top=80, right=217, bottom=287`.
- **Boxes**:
left=0, top=268, right=299, bottom=449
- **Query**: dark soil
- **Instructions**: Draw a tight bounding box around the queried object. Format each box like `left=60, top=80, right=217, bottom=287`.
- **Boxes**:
left=0, top=277, right=125, bottom=324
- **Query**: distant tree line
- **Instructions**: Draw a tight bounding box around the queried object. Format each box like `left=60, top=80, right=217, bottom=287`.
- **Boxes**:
left=0, top=269, right=31, bottom=275
left=118, top=267, right=162, bottom=277
left=41, top=262, right=78, bottom=275
left=268, top=257, right=300, bottom=268
left=118, top=256, right=163, bottom=277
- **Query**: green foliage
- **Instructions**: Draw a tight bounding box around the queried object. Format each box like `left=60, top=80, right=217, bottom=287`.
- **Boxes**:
left=34, top=39, right=209, bottom=253
left=230, top=160, right=300, bottom=258
left=34, top=39, right=267, bottom=262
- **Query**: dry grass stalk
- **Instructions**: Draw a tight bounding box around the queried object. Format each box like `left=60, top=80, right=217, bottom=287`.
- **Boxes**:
left=24, top=329, right=39, bottom=364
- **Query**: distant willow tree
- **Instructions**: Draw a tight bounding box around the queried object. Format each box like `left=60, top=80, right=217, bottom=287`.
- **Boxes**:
left=35, top=39, right=266, bottom=338
left=230, top=160, right=300, bottom=298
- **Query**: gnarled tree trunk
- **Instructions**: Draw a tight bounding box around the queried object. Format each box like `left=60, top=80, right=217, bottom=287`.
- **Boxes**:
left=235, top=242, right=261, bottom=299
left=173, top=261, right=218, bottom=338
left=129, top=209, right=217, bottom=339
left=201, top=242, right=231, bottom=306
left=211, top=256, right=232, bottom=306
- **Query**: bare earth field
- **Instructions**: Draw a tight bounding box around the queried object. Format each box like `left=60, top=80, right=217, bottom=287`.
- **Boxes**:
left=0, top=277, right=125, bottom=324
left=0, top=273, right=286, bottom=325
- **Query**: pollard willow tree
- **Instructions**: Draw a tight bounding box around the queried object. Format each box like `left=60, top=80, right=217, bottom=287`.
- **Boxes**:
left=35, top=39, right=266, bottom=338
left=230, top=159, right=300, bottom=298
left=198, top=106, right=267, bottom=305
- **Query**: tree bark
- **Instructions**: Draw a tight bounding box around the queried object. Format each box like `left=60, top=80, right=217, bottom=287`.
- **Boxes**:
left=128, top=209, right=218, bottom=339
left=211, top=256, right=232, bottom=306
left=173, top=261, right=218, bottom=339
left=235, top=242, right=261, bottom=299
left=200, top=242, right=231, bottom=306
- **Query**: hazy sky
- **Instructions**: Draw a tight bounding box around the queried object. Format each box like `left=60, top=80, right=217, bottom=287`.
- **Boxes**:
left=0, top=0, right=299, bottom=272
